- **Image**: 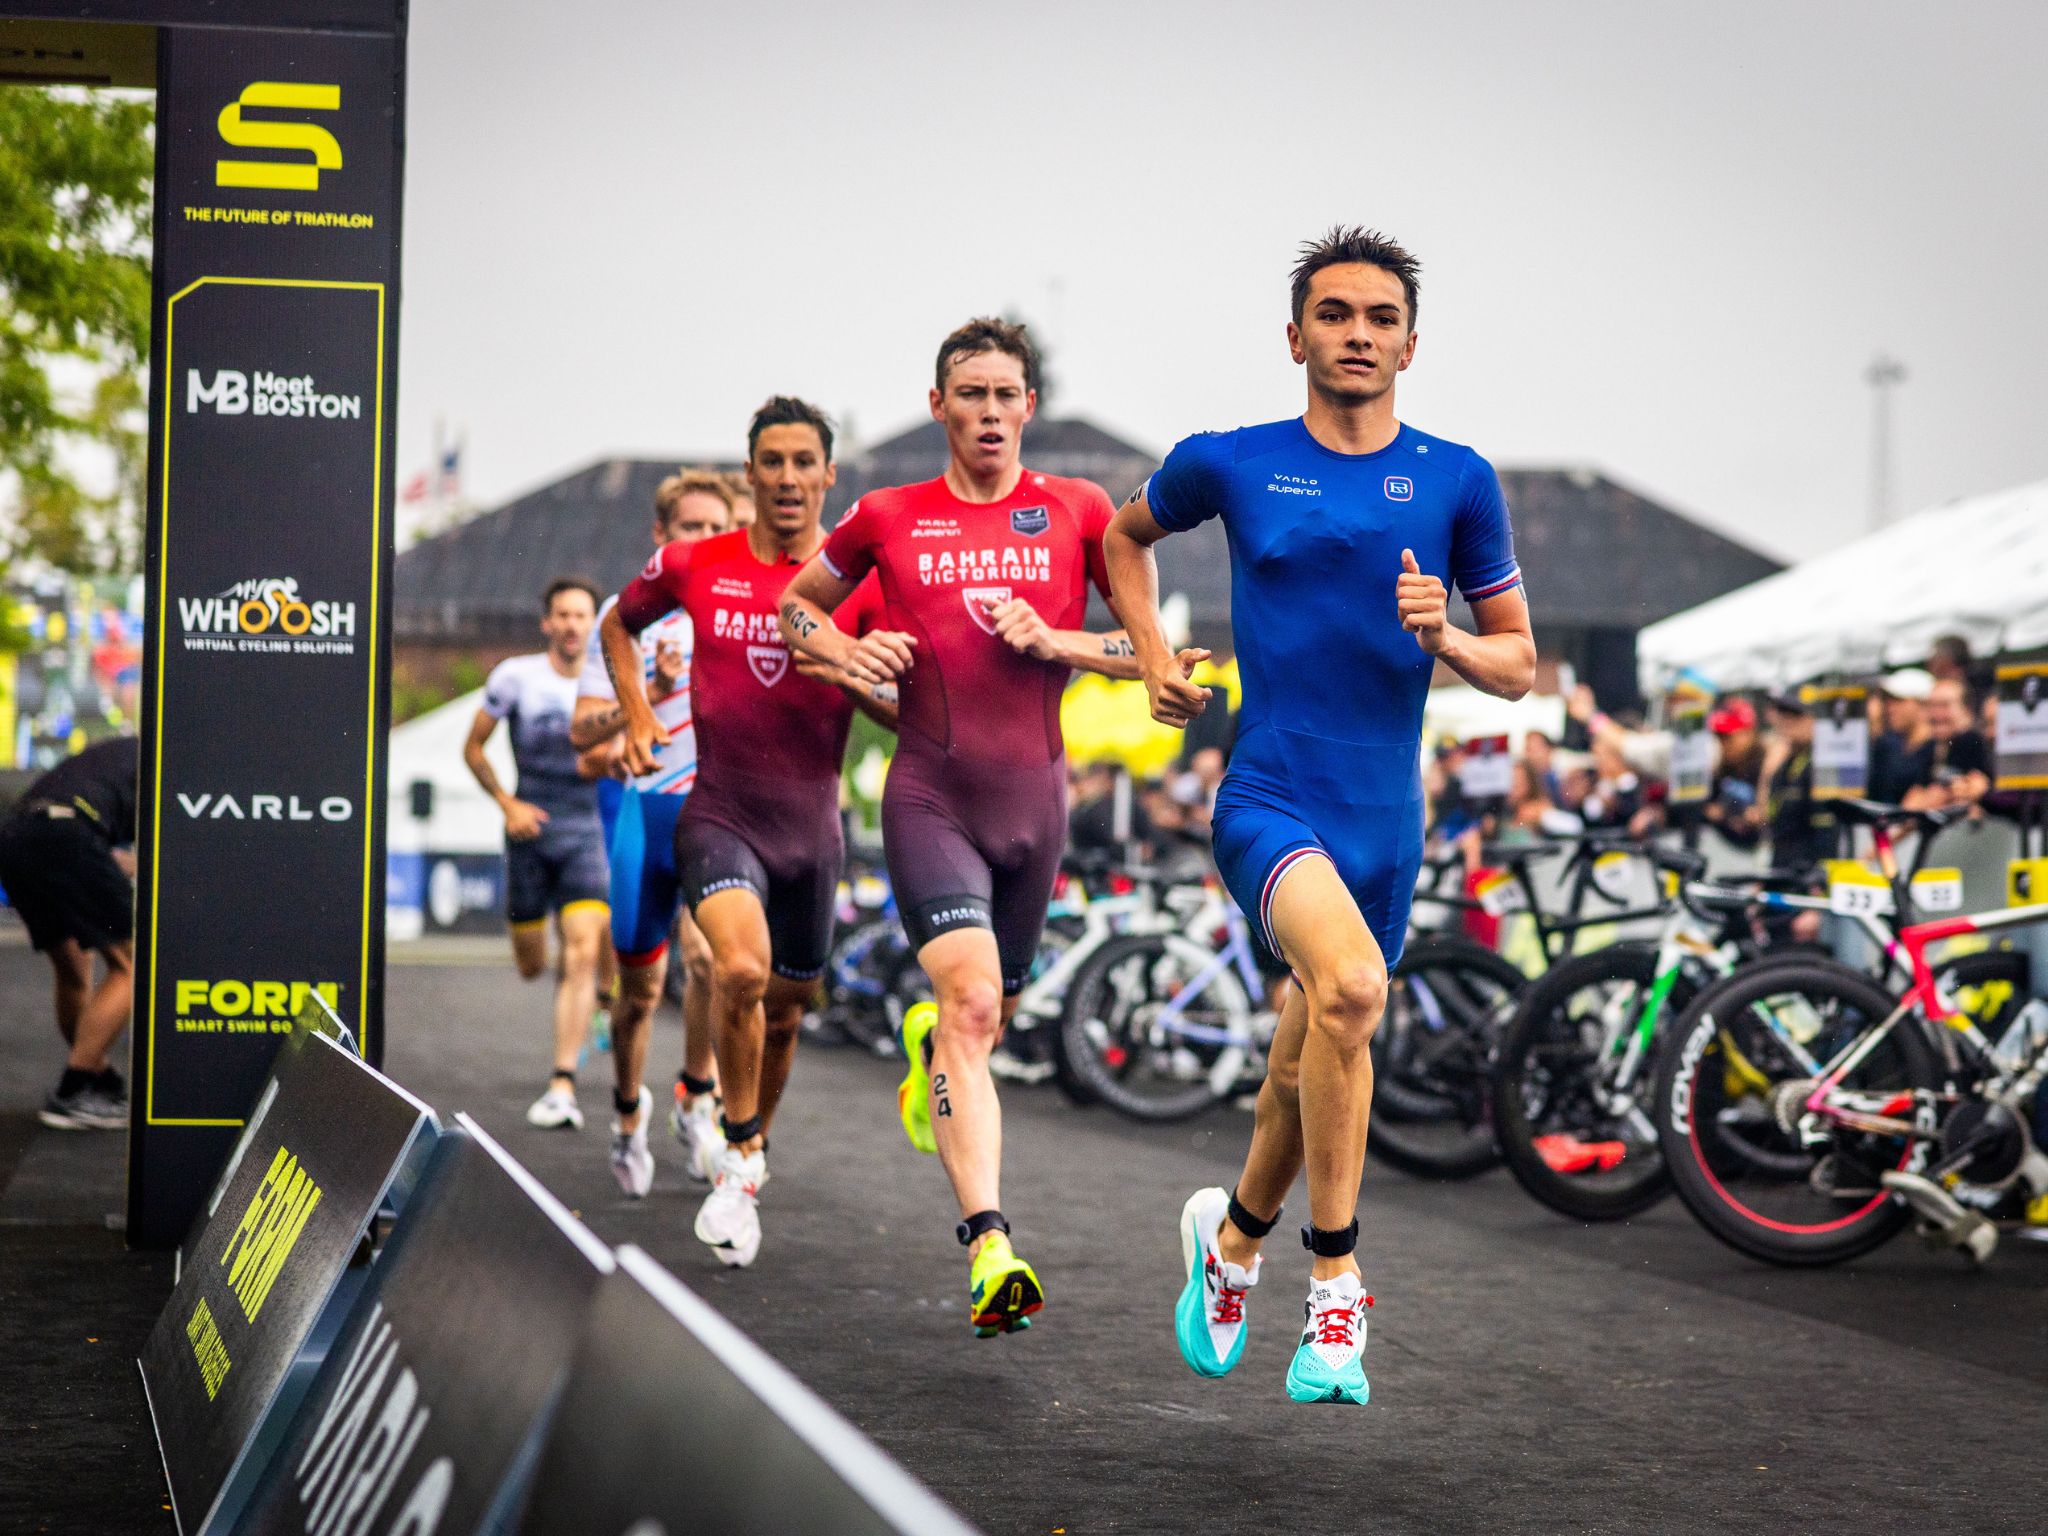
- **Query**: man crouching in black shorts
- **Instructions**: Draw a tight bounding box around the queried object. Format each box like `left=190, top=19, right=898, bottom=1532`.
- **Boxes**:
left=0, top=737, right=138, bottom=1128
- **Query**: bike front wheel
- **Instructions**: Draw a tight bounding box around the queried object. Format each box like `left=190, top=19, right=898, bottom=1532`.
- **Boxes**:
left=1654, top=959, right=1939, bottom=1266
left=1056, top=931, right=1256, bottom=1122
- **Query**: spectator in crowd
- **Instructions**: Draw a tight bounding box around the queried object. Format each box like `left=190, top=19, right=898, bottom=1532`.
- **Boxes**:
left=1760, top=693, right=1837, bottom=872
left=1579, top=736, right=1644, bottom=829
left=1068, top=760, right=1145, bottom=855
left=0, top=736, right=137, bottom=1128
left=1425, top=739, right=1483, bottom=842
left=1902, top=677, right=1993, bottom=811
left=1702, top=696, right=1765, bottom=849
left=1138, top=779, right=1213, bottom=882
left=1506, top=758, right=1580, bottom=836
left=1170, top=745, right=1227, bottom=826
left=1868, top=667, right=1935, bottom=803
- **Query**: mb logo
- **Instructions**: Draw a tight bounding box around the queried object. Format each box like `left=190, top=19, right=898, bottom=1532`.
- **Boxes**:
left=1384, top=476, right=1414, bottom=502
left=217, top=81, right=343, bottom=191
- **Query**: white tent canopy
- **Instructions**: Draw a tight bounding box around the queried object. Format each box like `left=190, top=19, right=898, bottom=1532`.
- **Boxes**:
left=1638, top=477, right=2048, bottom=694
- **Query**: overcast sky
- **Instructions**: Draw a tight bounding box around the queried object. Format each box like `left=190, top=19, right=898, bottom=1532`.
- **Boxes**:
left=395, top=0, right=2048, bottom=562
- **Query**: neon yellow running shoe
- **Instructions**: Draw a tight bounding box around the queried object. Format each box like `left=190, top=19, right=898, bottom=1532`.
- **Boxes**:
left=968, top=1232, right=1044, bottom=1338
left=896, top=1001, right=939, bottom=1155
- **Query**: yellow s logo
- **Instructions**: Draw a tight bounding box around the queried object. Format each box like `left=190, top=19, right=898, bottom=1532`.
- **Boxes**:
left=217, top=82, right=342, bottom=191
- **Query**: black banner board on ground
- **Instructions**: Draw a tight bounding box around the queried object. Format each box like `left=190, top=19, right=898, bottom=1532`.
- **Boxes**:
left=228, top=1117, right=612, bottom=1536
left=125, top=7, right=407, bottom=1248
left=515, top=1245, right=977, bottom=1536
left=140, top=1027, right=436, bottom=1536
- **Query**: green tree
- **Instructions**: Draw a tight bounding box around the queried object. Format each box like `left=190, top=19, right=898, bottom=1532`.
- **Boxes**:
left=0, top=86, right=153, bottom=578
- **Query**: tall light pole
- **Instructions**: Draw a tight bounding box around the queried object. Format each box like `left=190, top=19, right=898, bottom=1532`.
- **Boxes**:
left=1866, top=353, right=1907, bottom=530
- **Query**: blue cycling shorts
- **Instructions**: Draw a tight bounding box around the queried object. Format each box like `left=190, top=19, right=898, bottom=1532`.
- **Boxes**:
left=607, top=787, right=686, bottom=965
left=1210, top=727, right=1422, bottom=973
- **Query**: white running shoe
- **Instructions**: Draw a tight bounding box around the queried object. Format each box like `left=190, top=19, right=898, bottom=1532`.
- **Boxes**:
left=526, top=1080, right=583, bottom=1131
left=1174, top=1187, right=1260, bottom=1377
left=609, top=1086, right=655, bottom=1198
left=669, top=1088, right=723, bottom=1183
left=1285, top=1270, right=1372, bottom=1405
left=694, top=1145, right=767, bottom=1268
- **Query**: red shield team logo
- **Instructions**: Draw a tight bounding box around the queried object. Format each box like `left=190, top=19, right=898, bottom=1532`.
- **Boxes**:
left=746, top=643, right=789, bottom=688
left=963, top=585, right=1012, bottom=635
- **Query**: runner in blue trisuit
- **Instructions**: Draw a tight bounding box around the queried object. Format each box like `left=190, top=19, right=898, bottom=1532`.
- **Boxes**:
left=1103, top=227, right=1537, bottom=1404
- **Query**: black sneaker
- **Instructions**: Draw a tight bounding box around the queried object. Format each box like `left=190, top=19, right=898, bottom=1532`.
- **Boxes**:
left=39, top=1081, right=129, bottom=1130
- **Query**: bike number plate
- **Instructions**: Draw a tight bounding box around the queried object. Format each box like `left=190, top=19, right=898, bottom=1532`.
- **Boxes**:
left=1827, top=862, right=1895, bottom=917
left=1910, top=868, right=1964, bottom=912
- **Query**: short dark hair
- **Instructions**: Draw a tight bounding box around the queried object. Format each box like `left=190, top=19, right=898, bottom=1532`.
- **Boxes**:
left=1290, top=226, right=1422, bottom=327
left=747, top=395, right=835, bottom=461
left=542, top=576, right=600, bottom=613
left=935, top=316, right=1039, bottom=394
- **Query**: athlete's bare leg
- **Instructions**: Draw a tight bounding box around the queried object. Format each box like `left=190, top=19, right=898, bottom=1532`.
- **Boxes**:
left=918, top=927, right=1020, bottom=1255
left=60, top=938, right=132, bottom=1074
left=694, top=888, right=776, bottom=1150
left=1214, top=854, right=1384, bottom=1282
left=673, top=907, right=718, bottom=1091
left=756, top=978, right=813, bottom=1131
left=510, top=920, right=548, bottom=981
left=50, top=940, right=93, bottom=1047
left=550, top=902, right=607, bottom=1077
left=1217, top=981, right=1309, bottom=1266
left=610, top=954, right=666, bottom=1131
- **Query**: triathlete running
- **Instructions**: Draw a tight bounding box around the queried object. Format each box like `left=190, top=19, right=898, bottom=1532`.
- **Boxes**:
left=611, top=397, right=894, bottom=1265
left=463, top=578, right=613, bottom=1130
left=1104, top=228, right=1533, bottom=1404
left=780, top=319, right=1156, bottom=1335
left=570, top=471, right=733, bottom=1194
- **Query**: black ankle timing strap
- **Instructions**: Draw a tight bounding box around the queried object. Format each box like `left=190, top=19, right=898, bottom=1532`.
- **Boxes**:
left=1227, top=1189, right=1281, bottom=1240
left=678, top=1069, right=716, bottom=1097
left=720, top=1113, right=764, bottom=1145
left=612, top=1087, right=640, bottom=1116
left=957, top=1209, right=1009, bottom=1247
left=1301, top=1218, right=1359, bottom=1258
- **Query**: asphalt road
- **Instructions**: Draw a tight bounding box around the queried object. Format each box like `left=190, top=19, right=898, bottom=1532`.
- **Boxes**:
left=4, top=936, right=2046, bottom=1534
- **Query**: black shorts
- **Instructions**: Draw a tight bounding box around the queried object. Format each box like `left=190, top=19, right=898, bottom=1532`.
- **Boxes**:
left=675, top=809, right=842, bottom=982
left=880, top=734, right=1065, bottom=996
left=505, top=824, right=610, bottom=927
left=0, top=811, right=132, bottom=954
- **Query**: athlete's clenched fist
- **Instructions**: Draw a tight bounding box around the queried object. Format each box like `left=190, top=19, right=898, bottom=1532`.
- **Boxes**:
left=841, top=628, right=918, bottom=687
left=1396, top=547, right=1449, bottom=655
left=620, top=714, right=672, bottom=778
left=1143, top=647, right=1214, bottom=729
left=985, top=597, right=1059, bottom=661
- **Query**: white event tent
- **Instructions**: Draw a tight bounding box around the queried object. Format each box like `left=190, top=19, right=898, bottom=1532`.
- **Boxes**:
left=1638, top=477, right=2048, bottom=694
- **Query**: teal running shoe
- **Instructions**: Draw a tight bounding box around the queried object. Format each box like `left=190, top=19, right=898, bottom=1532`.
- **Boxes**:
left=1175, top=1187, right=1259, bottom=1377
left=1285, top=1272, right=1372, bottom=1405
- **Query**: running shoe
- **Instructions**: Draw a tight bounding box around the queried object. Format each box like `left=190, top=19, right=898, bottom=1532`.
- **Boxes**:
left=590, top=1003, right=613, bottom=1055
left=38, top=1080, right=127, bottom=1130
left=967, top=1232, right=1044, bottom=1338
left=669, top=1085, right=723, bottom=1183
left=895, top=1000, right=939, bottom=1155
left=526, top=1081, right=584, bottom=1131
left=1285, top=1272, right=1372, bottom=1405
left=1175, top=1187, right=1259, bottom=1377
left=609, top=1086, right=655, bottom=1198
left=694, top=1146, right=767, bottom=1267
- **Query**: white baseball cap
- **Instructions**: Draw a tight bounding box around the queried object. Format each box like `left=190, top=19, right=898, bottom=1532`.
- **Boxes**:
left=1881, top=667, right=1936, bottom=701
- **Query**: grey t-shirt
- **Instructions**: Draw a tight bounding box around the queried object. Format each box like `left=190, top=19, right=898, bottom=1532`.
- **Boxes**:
left=481, top=653, right=600, bottom=830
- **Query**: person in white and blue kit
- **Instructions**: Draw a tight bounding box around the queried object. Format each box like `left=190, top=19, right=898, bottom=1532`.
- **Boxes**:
left=1104, top=227, right=1536, bottom=1405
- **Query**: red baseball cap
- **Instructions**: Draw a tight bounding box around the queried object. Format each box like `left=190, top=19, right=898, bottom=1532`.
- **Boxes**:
left=1708, top=699, right=1757, bottom=735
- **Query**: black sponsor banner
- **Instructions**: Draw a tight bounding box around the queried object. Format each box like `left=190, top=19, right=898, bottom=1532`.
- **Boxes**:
left=141, top=1027, right=436, bottom=1536
left=515, top=1245, right=977, bottom=1536
left=129, top=16, right=405, bottom=1246
left=520, top=1253, right=983, bottom=1536
left=228, top=1118, right=612, bottom=1536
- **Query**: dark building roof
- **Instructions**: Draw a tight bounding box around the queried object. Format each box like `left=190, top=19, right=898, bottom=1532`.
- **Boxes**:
left=396, top=420, right=1778, bottom=650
